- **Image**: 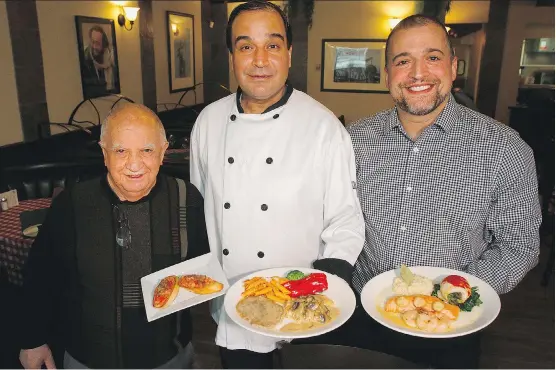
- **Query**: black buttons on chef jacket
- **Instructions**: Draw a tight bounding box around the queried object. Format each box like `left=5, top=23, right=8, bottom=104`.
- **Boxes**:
left=257, top=251, right=265, bottom=258
left=273, top=114, right=279, bottom=119
left=228, top=157, right=234, bottom=164
left=223, top=249, right=229, bottom=256
left=266, top=157, right=273, bottom=164
left=224, top=202, right=230, bottom=209
left=230, top=114, right=237, bottom=121
left=261, top=204, right=268, bottom=211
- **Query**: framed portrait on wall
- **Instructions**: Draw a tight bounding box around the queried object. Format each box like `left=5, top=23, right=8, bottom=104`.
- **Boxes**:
left=167, top=11, right=196, bottom=93
left=321, top=39, right=389, bottom=94
left=75, top=16, right=121, bottom=99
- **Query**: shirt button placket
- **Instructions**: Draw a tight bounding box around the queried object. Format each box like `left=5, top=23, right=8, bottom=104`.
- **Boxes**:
left=397, top=144, right=417, bottom=245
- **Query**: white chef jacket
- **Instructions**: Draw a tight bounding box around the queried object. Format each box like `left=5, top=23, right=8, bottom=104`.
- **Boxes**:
left=189, top=88, right=364, bottom=353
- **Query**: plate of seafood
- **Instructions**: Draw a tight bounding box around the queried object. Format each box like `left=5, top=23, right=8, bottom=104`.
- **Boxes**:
left=224, top=267, right=356, bottom=339
left=360, top=265, right=501, bottom=338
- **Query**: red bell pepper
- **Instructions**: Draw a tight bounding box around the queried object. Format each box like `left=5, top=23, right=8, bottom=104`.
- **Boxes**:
left=282, top=273, right=328, bottom=298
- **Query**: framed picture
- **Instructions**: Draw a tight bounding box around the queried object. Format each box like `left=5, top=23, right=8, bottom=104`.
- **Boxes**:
left=75, top=16, right=120, bottom=99
left=167, top=11, right=196, bottom=93
left=321, top=39, right=389, bottom=94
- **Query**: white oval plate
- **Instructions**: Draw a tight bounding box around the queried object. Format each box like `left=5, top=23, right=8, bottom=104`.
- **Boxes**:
left=360, top=266, right=501, bottom=338
left=224, top=267, right=356, bottom=339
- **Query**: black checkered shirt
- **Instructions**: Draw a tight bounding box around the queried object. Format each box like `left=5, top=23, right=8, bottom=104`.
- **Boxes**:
left=349, top=95, right=542, bottom=295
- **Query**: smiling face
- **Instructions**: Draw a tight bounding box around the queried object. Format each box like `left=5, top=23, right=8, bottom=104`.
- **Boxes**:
left=230, top=9, right=291, bottom=109
left=91, top=30, right=104, bottom=57
left=385, top=23, right=457, bottom=117
left=100, top=108, right=168, bottom=202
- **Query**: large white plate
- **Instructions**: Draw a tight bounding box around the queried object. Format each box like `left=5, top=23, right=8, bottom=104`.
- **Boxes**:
left=140, top=252, right=230, bottom=322
left=360, top=266, right=501, bottom=338
left=224, top=267, right=356, bottom=339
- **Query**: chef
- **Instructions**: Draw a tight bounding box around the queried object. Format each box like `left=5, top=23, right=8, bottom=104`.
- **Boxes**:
left=189, top=1, right=365, bottom=368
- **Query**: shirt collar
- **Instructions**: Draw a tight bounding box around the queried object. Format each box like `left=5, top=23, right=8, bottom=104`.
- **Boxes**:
left=385, top=94, right=460, bottom=135
left=236, top=81, right=294, bottom=114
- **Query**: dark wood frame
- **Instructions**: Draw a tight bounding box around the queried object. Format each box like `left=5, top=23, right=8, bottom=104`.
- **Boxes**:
left=75, top=16, right=121, bottom=99
left=320, top=38, right=389, bottom=94
left=166, top=11, right=196, bottom=93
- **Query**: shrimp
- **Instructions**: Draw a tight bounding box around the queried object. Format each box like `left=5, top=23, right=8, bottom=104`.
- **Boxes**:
left=401, top=310, right=418, bottom=328
left=416, top=312, right=438, bottom=332
left=384, top=295, right=459, bottom=319
left=384, top=296, right=416, bottom=313
left=435, top=316, right=452, bottom=333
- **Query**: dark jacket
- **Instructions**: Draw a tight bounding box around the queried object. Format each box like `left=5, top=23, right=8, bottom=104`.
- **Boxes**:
left=19, top=175, right=209, bottom=368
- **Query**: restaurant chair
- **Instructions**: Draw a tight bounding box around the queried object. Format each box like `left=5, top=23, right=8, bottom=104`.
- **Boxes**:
left=277, top=343, right=420, bottom=369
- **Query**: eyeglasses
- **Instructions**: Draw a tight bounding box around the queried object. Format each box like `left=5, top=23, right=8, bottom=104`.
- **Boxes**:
left=113, top=205, right=131, bottom=250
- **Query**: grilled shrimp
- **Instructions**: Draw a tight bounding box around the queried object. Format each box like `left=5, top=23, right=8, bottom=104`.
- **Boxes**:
left=416, top=312, right=438, bottom=332
left=385, top=295, right=459, bottom=319
left=401, top=310, right=419, bottom=328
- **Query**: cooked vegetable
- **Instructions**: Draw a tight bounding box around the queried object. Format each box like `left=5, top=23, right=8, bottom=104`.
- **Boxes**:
left=400, top=264, right=415, bottom=285
left=459, top=287, right=483, bottom=312
left=282, top=273, right=328, bottom=298
left=432, top=284, right=483, bottom=312
left=440, top=275, right=472, bottom=304
left=286, top=270, right=306, bottom=281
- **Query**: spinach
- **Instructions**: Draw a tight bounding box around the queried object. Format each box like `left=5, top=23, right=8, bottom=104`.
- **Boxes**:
left=447, top=292, right=462, bottom=306
left=459, top=287, right=483, bottom=312
left=431, top=284, right=441, bottom=298
left=431, top=284, right=483, bottom=312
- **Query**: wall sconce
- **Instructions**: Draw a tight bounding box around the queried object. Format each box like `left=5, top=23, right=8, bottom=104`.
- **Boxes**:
left=118, top=6, right=140, bottom=31
left=171, top=23, right=179, bottom=36
left=389, top=18, right=401, bottom=30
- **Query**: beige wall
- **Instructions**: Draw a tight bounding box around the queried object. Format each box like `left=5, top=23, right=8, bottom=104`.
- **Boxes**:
left=308, top=1, right=421, bottom=124
left=0, top=1, right=23, bottom=146
left=153, top=1, right=204, bottom=111
left=445, top=1, right=490, bottom=24
left=36, top=1, right=143, bottom=134
left=495, top=0, right=555, bottom=124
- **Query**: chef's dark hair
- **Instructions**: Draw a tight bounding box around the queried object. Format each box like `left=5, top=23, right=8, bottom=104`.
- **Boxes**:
left=88, top=25, right=109, bottom=49
left=226, top=0, right=292, bottom=53
left=385, top=14, right=455, bottom=69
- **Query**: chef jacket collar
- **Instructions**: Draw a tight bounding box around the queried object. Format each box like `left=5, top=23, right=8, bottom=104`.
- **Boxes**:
left=236, top=82, right=294, bottom=114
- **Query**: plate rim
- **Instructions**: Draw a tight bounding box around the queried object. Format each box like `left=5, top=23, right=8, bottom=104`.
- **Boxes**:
left=224, top=266, right=356, bottom=339
left=360, top=266, right=501, bottom=339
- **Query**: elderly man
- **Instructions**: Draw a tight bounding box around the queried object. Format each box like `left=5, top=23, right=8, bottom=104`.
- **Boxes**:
left=18, top=104, right=209, bottom=369
left=336, top=14, right=541, bottom=369
left=190, top=1, right=364, bottom=368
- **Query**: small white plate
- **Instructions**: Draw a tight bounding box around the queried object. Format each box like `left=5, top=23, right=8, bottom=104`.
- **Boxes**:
left=22, top=224, right=41, bottom=238
left=360, top=266, right=501, bottom=338
left=140, top=252, right=229, bottom=322
left=224, top=267, right=356, bottom=339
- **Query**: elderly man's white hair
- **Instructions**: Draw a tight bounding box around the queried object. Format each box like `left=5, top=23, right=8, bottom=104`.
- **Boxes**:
left=99, top=103, right=167, bottom=145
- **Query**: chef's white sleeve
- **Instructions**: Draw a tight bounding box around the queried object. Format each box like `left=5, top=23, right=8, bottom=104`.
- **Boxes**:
left=320, top=130, right=365, bottom=265
left=189, top=120, right=206, bottom=197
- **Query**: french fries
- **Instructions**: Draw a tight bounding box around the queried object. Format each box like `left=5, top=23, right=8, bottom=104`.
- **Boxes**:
left=241, top=276, right=291, bottom=303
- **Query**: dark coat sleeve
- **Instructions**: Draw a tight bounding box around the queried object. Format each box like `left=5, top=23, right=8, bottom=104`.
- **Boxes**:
left=184, top=182, right=210, bottom=260
left=19, top=190, right=75, bottom=350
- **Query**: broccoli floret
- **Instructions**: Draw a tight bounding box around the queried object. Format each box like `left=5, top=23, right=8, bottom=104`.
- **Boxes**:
left=286, top=270, right=305, bottom=281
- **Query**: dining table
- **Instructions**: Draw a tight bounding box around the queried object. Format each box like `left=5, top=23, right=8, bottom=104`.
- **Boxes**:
left=0, top=198, right=51, bottom=286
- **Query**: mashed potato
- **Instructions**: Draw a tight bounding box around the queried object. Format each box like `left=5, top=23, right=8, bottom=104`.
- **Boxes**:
left=392, top=275, right=434, bottom=295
